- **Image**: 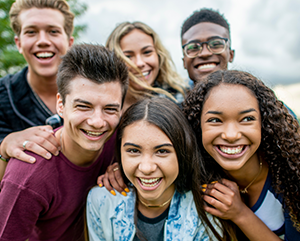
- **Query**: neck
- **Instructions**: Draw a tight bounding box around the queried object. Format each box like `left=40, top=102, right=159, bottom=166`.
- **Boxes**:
left=56, top=128, right=102, bottom=167
left=137, top=187, right=175, bottom=219
left=27, top=69, right=58, bottom=95
left=228, top=156, right=268, bottom=195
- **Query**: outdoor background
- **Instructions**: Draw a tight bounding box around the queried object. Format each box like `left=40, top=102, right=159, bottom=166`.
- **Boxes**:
left=1, top=0, right=300, bottom=115
left=76, top=0, right=300, bottom=115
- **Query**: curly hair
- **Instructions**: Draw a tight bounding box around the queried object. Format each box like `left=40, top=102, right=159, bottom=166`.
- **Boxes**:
left=183, top=69, right=300, bottom=231
left=106, top=21, right=186, bottom=102
left=116, top=97, right=236, bottom=241
left=181, top=8, right=232, bottom=48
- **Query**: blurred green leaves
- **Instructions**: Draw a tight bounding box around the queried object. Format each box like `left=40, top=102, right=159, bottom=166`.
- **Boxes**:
left=0, top=0, right=87, bottom=77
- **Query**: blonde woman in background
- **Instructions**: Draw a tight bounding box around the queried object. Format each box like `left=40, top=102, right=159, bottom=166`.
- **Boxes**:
left=106, top=21, right=187, bottom=111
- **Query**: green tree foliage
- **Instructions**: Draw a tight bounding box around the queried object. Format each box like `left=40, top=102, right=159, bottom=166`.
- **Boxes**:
left=0, top=0, right=87, bottom=77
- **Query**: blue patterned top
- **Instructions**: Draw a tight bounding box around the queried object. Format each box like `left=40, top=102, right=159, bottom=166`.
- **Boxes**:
left=86, top=187, right=221, bottom=241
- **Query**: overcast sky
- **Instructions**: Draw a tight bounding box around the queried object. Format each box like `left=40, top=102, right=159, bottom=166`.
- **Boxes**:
left=76, top=0, right=300, bottom=87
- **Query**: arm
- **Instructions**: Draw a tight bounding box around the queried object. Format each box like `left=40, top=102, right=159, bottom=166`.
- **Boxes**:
left=0, top=177, right=45, bottom=240
left=0, top=126, right=60, bottom=180
left=203, top=179, right=282, bottom=241
left=97, top=162, right=129, bottom=196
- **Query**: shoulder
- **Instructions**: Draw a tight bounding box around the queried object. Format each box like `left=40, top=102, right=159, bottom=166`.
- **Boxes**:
left=87, top=186, right=135, bottom=215
left=167, top=191, right=221, bottom=240
left=4, top=152, right=59, bottom=188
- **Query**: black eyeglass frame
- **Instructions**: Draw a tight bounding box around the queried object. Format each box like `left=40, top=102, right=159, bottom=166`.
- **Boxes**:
left=182, top=37, right=229, bottom=58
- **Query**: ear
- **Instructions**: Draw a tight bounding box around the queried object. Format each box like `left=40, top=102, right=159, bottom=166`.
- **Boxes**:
left=229, top=49, right=235, bottom=63
left=56, top=93, right=64, bottom=118
left=68, top=36, right=74, bottom=48
left=14, top=36, right=22, bottom=54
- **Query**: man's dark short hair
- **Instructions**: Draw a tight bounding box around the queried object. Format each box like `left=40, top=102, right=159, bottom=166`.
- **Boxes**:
left=57, top=44, right=128, bottom=105
left=181, top=8, right=230, bottom=38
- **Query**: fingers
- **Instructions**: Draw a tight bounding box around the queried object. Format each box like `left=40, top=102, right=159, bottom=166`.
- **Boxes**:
left=2, top=126, right=60, bottom=163
left=100, top=163, right=129, bottom=197
left=202, top=179, right=245, bottom=220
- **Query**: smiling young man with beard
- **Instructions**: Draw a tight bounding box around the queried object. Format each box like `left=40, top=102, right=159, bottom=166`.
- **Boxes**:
left=0, top=44, right=128, bottom=241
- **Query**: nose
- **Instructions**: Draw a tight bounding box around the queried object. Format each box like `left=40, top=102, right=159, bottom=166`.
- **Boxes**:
left=36, top=31, right=51, bottom=46
left=134, top=54, right=146, bottom=68
left=198, top=43, right=213, bottom=58
left=138, top=155, right=156, bottom=175
left=221, top=122, right=241, bottom=143
left=86, top=109, right=106, bottom=129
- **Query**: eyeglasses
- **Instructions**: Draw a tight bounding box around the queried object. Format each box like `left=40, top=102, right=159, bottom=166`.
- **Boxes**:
left=182, top=37, right=229, bottom=58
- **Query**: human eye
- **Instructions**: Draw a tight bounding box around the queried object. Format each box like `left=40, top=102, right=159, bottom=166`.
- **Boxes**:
left=76, top=104, right=90, bottom=110
left=105, top=107, right=119, bottom=114
left=24, top=29, right=36, bottom=35
left=209, top=39, right=225, bottom=49
left=156, top=149, right=170, bottom=155
left=241, top=116, right=256, bottom=122
left=49, top=29, right=60, bottom=34
left=207, top=117, right=222, bottom=123
left=126, top=148, right=140, bottom=154
left=143, top=49, right=153, bottom=55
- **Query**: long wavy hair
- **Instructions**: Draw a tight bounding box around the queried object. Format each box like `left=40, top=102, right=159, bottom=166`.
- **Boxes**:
left=106, top=21, right=186, bottom=102
left=115, top=97, right=236, bottom=241
left=183, top=70, right=300, bottom=230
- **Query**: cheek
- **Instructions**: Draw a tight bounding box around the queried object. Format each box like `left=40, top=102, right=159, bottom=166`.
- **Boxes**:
left=121, top=157, right=136, bottom=180
left=107, top=115, right=121, bottom=128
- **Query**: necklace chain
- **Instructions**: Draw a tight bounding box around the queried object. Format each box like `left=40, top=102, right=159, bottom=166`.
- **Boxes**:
left=139, top=195, right=173, bottom=208
left=240, top=160, right=262, bottom=194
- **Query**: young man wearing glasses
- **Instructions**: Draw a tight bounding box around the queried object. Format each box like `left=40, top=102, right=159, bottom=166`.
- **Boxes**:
left=180, top=8, right=297, bottom=119
left=181, top=8, right=235, bottom=84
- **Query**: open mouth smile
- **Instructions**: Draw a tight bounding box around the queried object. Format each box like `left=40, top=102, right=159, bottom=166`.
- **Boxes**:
left=219, top=145, right=244, bottom=155
left=34, top=52, right=55, bottom=59
left=196, top=63, right=217, bottom=71
left=138, top=177, right=162, bottom=187
left=215, top=145, right=248, bottom=158
left=81, top=129, right=105, bottom=137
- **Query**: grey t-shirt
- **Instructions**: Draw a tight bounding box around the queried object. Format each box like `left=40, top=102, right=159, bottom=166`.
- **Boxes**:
left=133, top=207, right=169, bottom=241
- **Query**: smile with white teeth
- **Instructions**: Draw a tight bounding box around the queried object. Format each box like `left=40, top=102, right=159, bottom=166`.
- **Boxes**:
left=219, top=146, right=244, bottom=155
left=139, top=177, right=161, bottom=187
left=198, top=63, right=216, bottom=70
left=35, top=52, right=54, bottom=58
left=142, top=71, right=150, bottom=76
left=83, top=130, right=104, bottom=137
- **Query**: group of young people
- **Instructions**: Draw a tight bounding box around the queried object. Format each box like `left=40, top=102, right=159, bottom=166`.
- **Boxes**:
left=0, top=0, right=299, bottom=240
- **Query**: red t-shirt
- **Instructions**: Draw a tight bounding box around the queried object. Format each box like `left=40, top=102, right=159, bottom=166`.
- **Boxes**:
left=0, top=132, right=115, bottom=241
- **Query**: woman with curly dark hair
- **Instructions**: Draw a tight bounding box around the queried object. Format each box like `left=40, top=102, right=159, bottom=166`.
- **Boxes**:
left=183, top=69, right=300, bottom=241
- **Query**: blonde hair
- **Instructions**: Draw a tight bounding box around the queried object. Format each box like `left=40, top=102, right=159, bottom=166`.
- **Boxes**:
left=106, top=21, right=186, bottom=101
left=9, top=0, right=74, bottom=39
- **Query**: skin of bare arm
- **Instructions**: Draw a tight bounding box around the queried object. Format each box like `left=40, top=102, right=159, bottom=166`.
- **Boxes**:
left=203, top=179, right=282, bottom=241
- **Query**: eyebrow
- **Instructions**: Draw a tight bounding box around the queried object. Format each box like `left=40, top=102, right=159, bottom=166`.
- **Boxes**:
left=188, top=36, right=224, bottom=44
left=205, top=108, right=257, bottom=115
left=122, top=45, right=154, bottom=53
left=123, top=143, right=173, bottom=149
left=73, top=99, right=92, bottom=105
left=23, top=24, right=62, bottom=29
left=73, top=99, right=120, bottom=108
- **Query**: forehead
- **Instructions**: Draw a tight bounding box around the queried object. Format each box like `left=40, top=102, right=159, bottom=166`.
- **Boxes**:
left=19, top=7, right=65, bottom=30
left=66, top=76, right=122, bottom=104
left=203, top=83, right=259, bottom=111
left=182, top=22, right=229, bottom=44
left=122, top=121, right=171, bottom=143
left=120, top=29, right=154, bottom=50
